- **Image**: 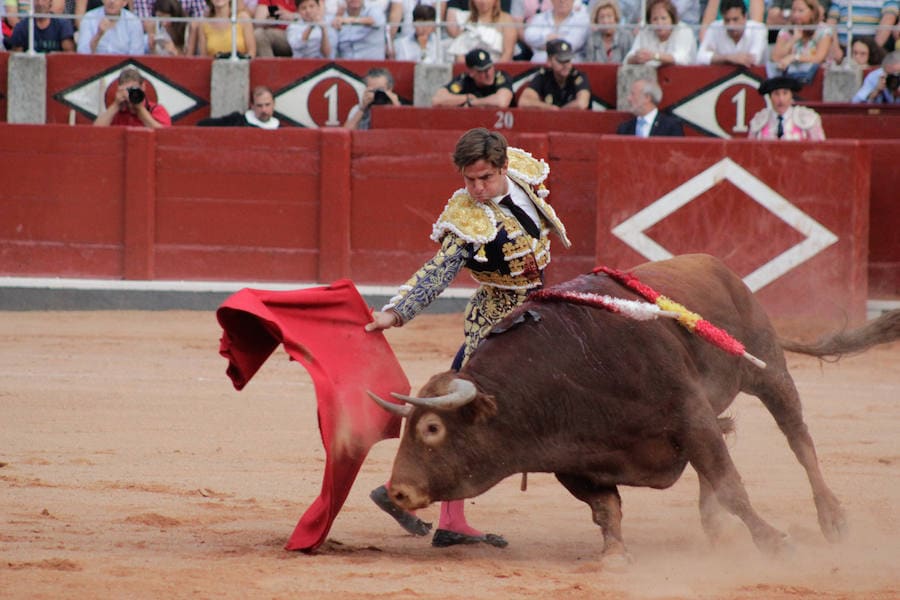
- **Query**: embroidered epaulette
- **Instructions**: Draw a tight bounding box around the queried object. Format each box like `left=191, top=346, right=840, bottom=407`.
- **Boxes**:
left=431, top=190, right=497, bottom=244
left=749, top=108, right=769, bottom=133
left=506, top=148, right=571, bottom=248
left=507, top=147, right=549, bottom=188
left=792, top=106, right=820, bottom=130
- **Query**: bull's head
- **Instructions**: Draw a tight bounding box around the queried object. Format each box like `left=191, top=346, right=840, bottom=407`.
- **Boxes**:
left=368, top=371, right=499, bottom=510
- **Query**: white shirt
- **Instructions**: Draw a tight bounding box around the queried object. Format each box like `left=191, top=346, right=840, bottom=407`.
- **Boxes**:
left=696, top=19, right=767, bottom=65
left=523, top=6, right=591, bottom=63
left=494, top=176, right=541, bottom=230
left=76, top=7, right=146, bottom=55
left=625, top=21, right=697, bottom=66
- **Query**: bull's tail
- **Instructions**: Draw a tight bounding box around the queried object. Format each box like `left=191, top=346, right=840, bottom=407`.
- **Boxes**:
left=779, top=309, right=900, bottom=361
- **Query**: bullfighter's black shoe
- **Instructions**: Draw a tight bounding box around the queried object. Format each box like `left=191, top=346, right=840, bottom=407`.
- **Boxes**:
left=370, top=485, right=432, bottom=536
left=431, top=529, right=508, bottom=548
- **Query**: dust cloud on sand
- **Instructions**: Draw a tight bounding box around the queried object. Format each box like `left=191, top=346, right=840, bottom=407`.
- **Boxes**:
left=1, top=311, right=898, bottom=599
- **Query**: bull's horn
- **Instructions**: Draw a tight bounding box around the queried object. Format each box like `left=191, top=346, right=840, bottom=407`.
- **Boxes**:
left=390, top=378, right=477, bottom=410
left=367, top=390, right=412, bottom=417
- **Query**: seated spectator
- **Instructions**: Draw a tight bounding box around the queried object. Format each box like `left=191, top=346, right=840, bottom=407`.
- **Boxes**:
left=94, top=67, right=171, bottom=128
left=431, top=48, right=514, bottom=107
left=77, top=0, right=145, bottom=54
left=518, top=39, right=591, bottom=110
left=523, top=0, right=591, bottom=63
left=344, top=67, right=402, bottom=130
left=198, top=86, right=282, bottom=128
left=616, top=77, right=684, bottom=136
left=748, top=76, right=825, bottom=140
left=827, top=0, right=898, bottom=52
left=852, top=50, right=900, bottom=103
left=585, top=0, right=634, bottom=64
left=148, top=0, right=186, bottom=55
left=393, top=3, right=443, bottom=63
left=254, top=0, right=301, bottom=57
left=625, top=0, right=697, bottom=65
left=8, top=0, right=75, bottom=52
left=509, top=0, right=552, bottom=60
left=389, top=0, right=442, bottom=46
left=767, top=0, right=832, bottom=85
left=333, top=0, right=386, bottom=59
left=287, top=0, right=334, bottom=58
left=199, top=0, right=256, bottom=58
left=73, top=0, right=104, bottom=30
left=696, top=0, right=767, bottom=66
left=832, top=35, right=887, bottom=66
left=699, top=0, right=763, bottom=41
left=445, top=0, right=518, bottom=63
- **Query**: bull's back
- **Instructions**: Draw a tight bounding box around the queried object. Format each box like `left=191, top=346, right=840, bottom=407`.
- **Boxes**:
left=478, top=255, right=783, bottom=417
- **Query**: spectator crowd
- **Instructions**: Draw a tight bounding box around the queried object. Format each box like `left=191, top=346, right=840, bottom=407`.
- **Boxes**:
left=3, top=0, right=896, bottom=69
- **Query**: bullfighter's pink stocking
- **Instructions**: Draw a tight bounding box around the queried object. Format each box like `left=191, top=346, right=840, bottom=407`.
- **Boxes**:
left=438, top=500, right=483, bottom=536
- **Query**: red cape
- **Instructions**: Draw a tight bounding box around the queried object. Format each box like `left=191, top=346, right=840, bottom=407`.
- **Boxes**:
left=216, top=279, right=409, bottom=551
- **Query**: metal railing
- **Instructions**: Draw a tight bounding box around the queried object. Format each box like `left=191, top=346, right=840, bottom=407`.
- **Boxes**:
left=5, top=4, right=898, bottom=65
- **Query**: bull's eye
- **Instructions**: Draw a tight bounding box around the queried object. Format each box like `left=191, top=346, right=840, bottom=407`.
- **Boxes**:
left=415, top=412, right=446, bottom=446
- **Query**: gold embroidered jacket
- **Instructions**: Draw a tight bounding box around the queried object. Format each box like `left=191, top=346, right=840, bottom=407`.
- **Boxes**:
left=384, top=148, right=570, bottom=325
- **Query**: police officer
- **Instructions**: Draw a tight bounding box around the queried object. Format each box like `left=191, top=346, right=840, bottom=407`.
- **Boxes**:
left=431, top=48, right=514, bottom=108
left=518, top=39, right=592, bottom=110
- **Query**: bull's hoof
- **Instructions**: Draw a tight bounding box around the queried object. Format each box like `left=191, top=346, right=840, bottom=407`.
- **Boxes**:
left=815, top=495, right=848, bottom=543
left=601, top=551, right=634, bottom=572
left=431, top=529, right=508, bottom=548
left=370, top=485, right=432, bottom=537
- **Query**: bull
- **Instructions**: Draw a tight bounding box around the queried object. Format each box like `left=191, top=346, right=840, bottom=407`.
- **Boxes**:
left=370, top=254, right=900, bottom=560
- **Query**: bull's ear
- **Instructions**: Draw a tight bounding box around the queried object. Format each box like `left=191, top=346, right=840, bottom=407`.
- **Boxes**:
left=460, top=392, right=498, bottom=424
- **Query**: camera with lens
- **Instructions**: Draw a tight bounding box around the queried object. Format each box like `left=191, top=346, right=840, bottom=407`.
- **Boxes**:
left=886, top=73, right=900, bottom=92
left=128, top=87, right=146, bottom=105
left=371, top=89, right=391, bottom=106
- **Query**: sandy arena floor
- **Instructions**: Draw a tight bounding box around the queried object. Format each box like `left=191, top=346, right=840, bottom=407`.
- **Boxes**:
left=1, top=310, right=898, bottom=599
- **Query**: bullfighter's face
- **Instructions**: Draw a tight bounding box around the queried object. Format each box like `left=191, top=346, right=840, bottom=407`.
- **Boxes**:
left=461, top=159, right=508, bottom=203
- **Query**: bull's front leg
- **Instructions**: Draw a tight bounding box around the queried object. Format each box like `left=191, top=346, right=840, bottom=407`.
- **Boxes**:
left=555, top=473, right=631, bottom=564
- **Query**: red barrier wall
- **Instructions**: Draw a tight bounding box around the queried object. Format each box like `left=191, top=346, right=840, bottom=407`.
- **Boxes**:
left=868, top=140, right=900, bottom=297
left=596, top=137, right=871, bottom=324
left=1, top=124, right=894, bottom=323
left=27, top=56, right=828, bottom=134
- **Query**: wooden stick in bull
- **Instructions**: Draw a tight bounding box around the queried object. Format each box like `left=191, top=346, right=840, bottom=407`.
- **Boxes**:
left=530, top=266, right=767, bottom=370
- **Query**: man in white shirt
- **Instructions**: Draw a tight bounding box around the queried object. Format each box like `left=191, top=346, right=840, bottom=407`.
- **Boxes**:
left=523, top=0, right=590, bottom=63
left=76, top=0, right=145, bottom=55
left=696, top=0, right=767, bottom=66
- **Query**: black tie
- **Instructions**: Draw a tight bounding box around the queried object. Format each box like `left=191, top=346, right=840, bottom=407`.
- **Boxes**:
left=776, top=115, right=784, bottom=139
left=500, top=195, right=540, bottom=239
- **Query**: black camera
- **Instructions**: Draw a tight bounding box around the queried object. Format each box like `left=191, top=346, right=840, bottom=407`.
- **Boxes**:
left=128, top=87, right=146, bottom=104
left=268, top=4, right=278, bottom=17
left=886, top=73, right=900, bottom=92
left=371, top=89, right=391, bottom=106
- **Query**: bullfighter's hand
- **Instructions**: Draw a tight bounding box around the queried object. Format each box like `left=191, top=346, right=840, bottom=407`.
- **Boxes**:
left=365, top=310, right=399, bottom=332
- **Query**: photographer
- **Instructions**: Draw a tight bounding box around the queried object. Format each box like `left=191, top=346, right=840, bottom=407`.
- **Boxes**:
left=94, top=68, right=172, bottom=129
left=852, top=51, right=900, bottom=105
left=343, top=68, right=401, bottom=131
